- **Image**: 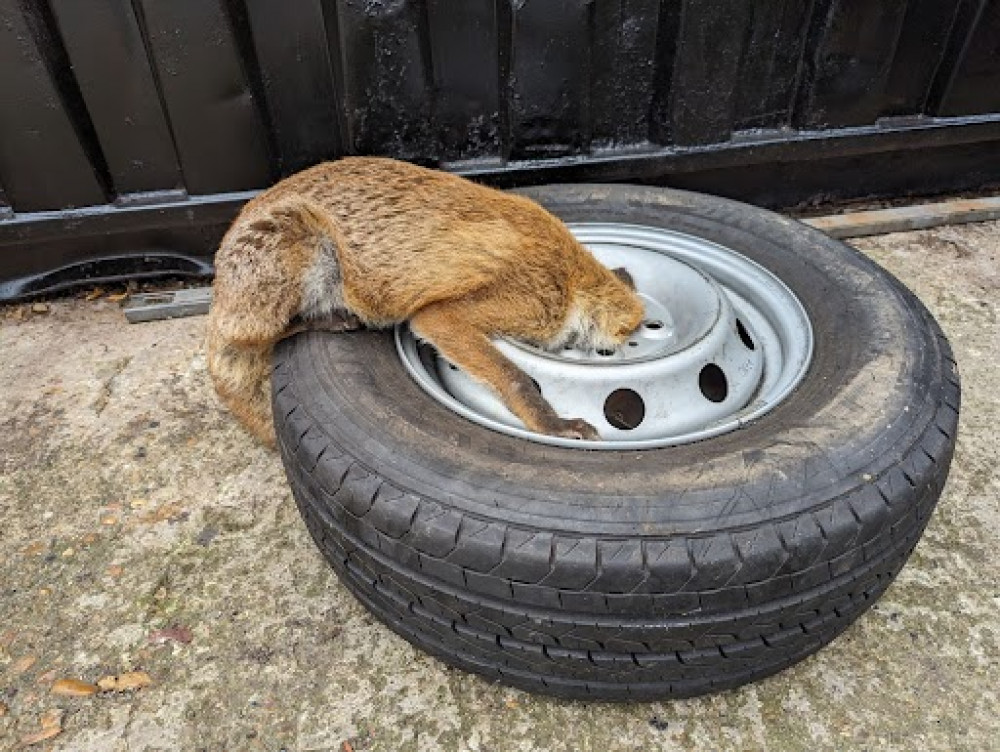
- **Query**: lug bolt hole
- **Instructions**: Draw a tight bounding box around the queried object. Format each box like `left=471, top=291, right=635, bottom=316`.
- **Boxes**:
left=604, top=389, right=645, bottom=430
left=736, top=318, right=756, bottom=351
left=644, top=320, right=664, bottom=330
left=699, top=364, right=728, bottom=403
left=596, top=348, right=615, bottom=357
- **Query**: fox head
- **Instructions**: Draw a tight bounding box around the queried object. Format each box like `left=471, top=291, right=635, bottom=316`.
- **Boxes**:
left=547, top=264, right=645, bottom=352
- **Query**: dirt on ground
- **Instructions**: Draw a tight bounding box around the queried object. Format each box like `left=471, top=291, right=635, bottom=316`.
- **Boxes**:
left=0, top=221, right=997, bottom=751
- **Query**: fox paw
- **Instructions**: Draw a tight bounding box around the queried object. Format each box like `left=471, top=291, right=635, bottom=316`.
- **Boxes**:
left=550, top=418, right=601, bottom=441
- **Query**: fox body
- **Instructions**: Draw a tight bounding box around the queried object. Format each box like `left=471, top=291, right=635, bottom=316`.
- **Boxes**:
left=206, top=157, right=645, bottom=446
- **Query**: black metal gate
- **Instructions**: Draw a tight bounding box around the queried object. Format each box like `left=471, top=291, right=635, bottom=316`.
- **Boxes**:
left=2, top=0, right=999, bottom=300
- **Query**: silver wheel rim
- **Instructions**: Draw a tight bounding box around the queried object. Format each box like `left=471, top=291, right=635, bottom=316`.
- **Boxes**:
left=395, top=222, right=814, bottom=450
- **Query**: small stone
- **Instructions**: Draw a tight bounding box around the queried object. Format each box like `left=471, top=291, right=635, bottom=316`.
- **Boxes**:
left=196, top=526, right=219, bottom=546
left=106, top=565, right=124, bottom=578
left=61, top=547, right=75, bottom=558
left=148, top=625, right=193, bottom=645
left=0, top=701, right=7, bottom=716
left=649, top=716, right=670, bottom=731
left=51, top=678, right=99, bottom=697
left=101, top=515, right=120, bottom=526
left=31, top=303, right=50, bottom=314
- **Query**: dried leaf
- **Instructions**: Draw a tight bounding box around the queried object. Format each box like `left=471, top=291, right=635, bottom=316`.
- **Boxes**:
left=51, top=678, right=99, bottom=697
left=138, top=502, right=187, bottom=525
left=22, top=542, right=46, bottom=556
left=107, top=292, right=129, bottom=303
left=0, top=629, right=16, bottom=648
left=100, top=515, right=120, bottom=526
left=20, top=725, right=62, bottom=745
left=97, top=671, right=152, bottom=692
left=341, top=742, right=354, bottom=752
left=22, top=709, right=63, bottom=745
left=85, top=288, right=105, bottom=301
left=0, top=701, right=8, bottom=716
left=12, top=654, right=37, bottom=674
left=106, top=565, right=124, bottom=578
left=36, top=669, right=58, bottom=685
left=148, top=626, right=193, bottom=645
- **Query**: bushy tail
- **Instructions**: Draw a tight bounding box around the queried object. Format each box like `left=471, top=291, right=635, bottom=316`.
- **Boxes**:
left=205, top=197, right=341, bottom=448
left=206, top=327, right=277, bottom=447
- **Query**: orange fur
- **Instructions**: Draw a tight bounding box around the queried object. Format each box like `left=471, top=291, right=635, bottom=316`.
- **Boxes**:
left=206, top=157, right=644, bottom=446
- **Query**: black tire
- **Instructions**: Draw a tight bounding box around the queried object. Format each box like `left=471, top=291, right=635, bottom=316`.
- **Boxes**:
left=273, top=184, right=960, bottom=701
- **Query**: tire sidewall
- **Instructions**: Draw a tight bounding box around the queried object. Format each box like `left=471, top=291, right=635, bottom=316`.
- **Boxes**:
left=276, top=184, right=946, bottom=536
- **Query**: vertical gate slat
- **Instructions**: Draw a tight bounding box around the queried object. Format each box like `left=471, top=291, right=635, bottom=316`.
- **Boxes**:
left=47, top=0, right=182, bottom=197
left=668, top=0, right=752, bottom=146
left=244, top=0, right=345, bottom=175
left=0, top=1, right=107, bottom=212
left=591, top=0, right=660, bottom=147
left=797, top=0, right=912, bottom=128
left=134, top=0, right=272, bottom=194
left=936, top=0, right=1000, bottom=116
left=648, top=0, right=683, bottom=145
left=332, top=0, right=437, bottom=160
left=734, top=0, right=815, bottom=131
left=508, top=0, right=593, bottom=159
left=879, top=0, right=963, bottom=118
left=425, top=0, right=501, bottom=163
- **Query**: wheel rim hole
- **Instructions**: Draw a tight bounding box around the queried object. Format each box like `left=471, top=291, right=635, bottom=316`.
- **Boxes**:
left=699, top=364, right=728, bottom=403
left=596, top=348, right=615, bottom=357
left=736, top=318, right=755, bottom=351
left=628, top=341, right=639, bottom=348
left=530, top=378, right=542, bottom=395
left=644, top=320, right=664, bottom=330
left=604, top=389, right=645, bottom=430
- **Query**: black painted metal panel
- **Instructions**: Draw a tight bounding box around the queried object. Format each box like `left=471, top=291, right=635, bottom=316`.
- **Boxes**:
left=648, top=0, right=683, bottom=144
left=734, top=0, right=815, bottom=130
left=0, top=1, right=107, bottom=211
left=880, top=0, right=963, bottom=118
left=426, top=0, right=501, bottom=162
left=47, top=0, right=183, bottom=197
left=798, top=0, right=912, bottom=128
left=333, top=0, right=437, bottom=159
left=591, top=0, right=660, bottom=147
left=2, top=0, right=1000, bottom=299
left=669, top=0, right=753, bottom=145
left=938, top=0, right=1000, bottom=116
left=133, top=0, right=272, bottom=194
left=243, top=0, right=345, bottom=174
left=509, top=0, right=593, bottom=158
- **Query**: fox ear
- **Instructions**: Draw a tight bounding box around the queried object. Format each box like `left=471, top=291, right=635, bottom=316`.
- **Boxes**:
left=611, top=267, right=635, bottom=290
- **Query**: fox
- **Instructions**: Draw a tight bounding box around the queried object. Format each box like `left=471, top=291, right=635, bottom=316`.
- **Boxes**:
left=206, top=157, right=645, bottom=447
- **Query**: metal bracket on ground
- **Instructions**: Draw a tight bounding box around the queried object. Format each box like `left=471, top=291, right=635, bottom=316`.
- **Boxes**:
left=123, top=288, right=212, bottom=323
